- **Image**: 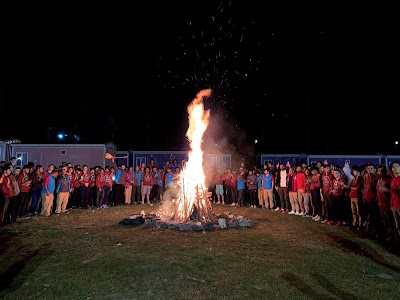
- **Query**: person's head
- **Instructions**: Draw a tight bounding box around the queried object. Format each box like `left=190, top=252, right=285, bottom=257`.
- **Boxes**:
left=2, top=163, right=13, bottom=176
left=377, top=165, right=387, bottom=177
left=391, top=162, right=400, bottom=176
left=351, top=165, right=360, bottom=176
left=366, top=163, right=376, bottom=174
left=61, top=166, right=68, bottom=175
left=333, top=169, right=342, bottom=179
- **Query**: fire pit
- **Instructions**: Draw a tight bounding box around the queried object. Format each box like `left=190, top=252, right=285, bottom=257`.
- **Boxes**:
left=120, top=89, right=255, bottom=230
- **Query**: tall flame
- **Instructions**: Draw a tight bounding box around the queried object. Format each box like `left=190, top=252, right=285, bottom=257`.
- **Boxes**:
left=174, top=89, right=213, bottom=223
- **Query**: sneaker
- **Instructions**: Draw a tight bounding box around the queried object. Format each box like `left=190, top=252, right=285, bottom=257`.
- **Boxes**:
left=321, top=219, right=328, bottom=224
left=230, top=202, right=236, bottom=207
left=314, top=216, right=321, bottom=221
left=288, top=211, right=295, bottom=215
left=295, top=211, right=300, bottom=216
left=274, top=207, right=280, bottom=211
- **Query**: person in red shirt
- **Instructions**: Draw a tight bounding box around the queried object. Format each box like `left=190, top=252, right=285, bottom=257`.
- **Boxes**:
left=389, top=162, right=400, bottom=241
left=348, top=166, right=364, bottom=228
left=376, top=165, right=397, bottom=241
left=141, top=167, right=153, bottom=205
left=362, top=163, right=380, bottom=234
left=17, top=165, right=32, bottom=218
left=295, top=165, right=306, bottom=215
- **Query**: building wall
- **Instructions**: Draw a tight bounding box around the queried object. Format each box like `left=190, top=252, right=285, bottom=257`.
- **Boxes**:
left=129, top=151, right=232, bottom=170
left=385, top=156, right=400, bottom=168
left=258, top=153, right=388, bottom=169
left=258, top=154, right=300, bottom=168
left=0, top=142, right=6, bottom=162
left=10, top=144, right=113, bottom=168
left=307, top=155, right=382, bottom=168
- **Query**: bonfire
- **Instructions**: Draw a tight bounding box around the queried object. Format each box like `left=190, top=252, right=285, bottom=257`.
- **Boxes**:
left=121, top=89, right=255, bottom=230
left=172, top=89, right=215, bottom=223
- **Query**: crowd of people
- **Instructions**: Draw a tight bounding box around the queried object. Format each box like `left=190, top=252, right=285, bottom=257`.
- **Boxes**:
left=1, top=157, right=400, bottom=249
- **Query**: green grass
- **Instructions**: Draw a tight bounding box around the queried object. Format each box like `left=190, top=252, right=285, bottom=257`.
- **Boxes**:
left=1, top=204, right=400, bottom=300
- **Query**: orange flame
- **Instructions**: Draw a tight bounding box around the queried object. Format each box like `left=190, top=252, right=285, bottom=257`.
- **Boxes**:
left=174, top=89, right=213, bottom=223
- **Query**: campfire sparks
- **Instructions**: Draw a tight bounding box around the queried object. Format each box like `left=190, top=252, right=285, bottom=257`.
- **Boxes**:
left=173, top=89, right=214, bottom=223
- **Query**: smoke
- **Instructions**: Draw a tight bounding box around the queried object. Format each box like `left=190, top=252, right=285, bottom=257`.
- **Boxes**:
left=201, top=103, right=256, bottom=171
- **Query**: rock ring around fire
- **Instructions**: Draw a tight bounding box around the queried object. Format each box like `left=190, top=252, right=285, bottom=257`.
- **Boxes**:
left=119, top=212, right=256, bottom=231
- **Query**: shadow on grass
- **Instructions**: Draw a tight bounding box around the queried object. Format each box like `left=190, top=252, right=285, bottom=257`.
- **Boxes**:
left=0, top=241, right=51, bottom=293
left=326, top=233, right=400, bottom=272
left=282, top=272, right=363, bottom=300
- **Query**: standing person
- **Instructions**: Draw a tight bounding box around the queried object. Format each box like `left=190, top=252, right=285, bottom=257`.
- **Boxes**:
left=157, top=167, right=165, bottom=204
left=287, top=167, right=298, bottom=214
left=362, top=163, right=380, bottom=235
left=275, top=162, right=290, bottom=214
left=227, top=169, right=238, bottom=207
left=132, top=166, right=143, bottom=204
left=348, top=165, right=364, bottom=229
left=376, top=165, right=397, bottom=241
left=69, top=167, right=82, bottom=209
left=331, top=169, right=347, bottom=226
left=124, top=166, right=135, bottom=205
left=94, top=168, right=105, bottom=208
left=310, top=167, right=322, bottom=221
left=321, top=164, right=334, bottom=223
left=28, top=165, right=45, bottom=217
left=261, top=168, right=275, bottom=210
left=55, top=167, right=71, bottom=214
left=8, top=166, right=20, bottom=223
left=0, top=164, right=14, bottom=225
left=17, top=165, right=32, bottom=218
left=150, top=166, right=160, bottom=203
left=257, top=170, right=265, bottom=208
left=302, top=168, right=312, bottom=217
left=111, top=158, right=127, bottom=206
left=100, top=167, right=113, bottom=208
left=40, top=169, right=59, bottom=217
left=141, top=167, right=153, bottom=205
left=295, top=165, right=306, bottom=215
left=164, top=167, right=175, bottom=190
left=389, top=162, right=400, bottom=242
left=237, top=169, right=247, bottom=207
left=246, top=170, right=258, bottom=208
left=213, top=167, right=225, bottom=205
left=79, top=165, right=91, bottom=209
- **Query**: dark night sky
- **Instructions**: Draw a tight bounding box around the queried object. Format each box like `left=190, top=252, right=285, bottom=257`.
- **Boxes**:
left=1, top=2, right=397, bottom=157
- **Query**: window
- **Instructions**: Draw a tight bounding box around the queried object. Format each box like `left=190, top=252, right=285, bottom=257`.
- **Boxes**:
left=136, top=156, right=146, bottom=167
left=15, top=152, right=28, bottom=167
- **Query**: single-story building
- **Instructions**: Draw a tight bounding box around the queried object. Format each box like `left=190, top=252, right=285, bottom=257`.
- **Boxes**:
left=7, top=142, right=117, bottom=169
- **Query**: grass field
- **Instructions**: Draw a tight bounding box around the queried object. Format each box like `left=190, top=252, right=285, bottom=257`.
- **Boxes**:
left=1, top=203, right=400, bottom=300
